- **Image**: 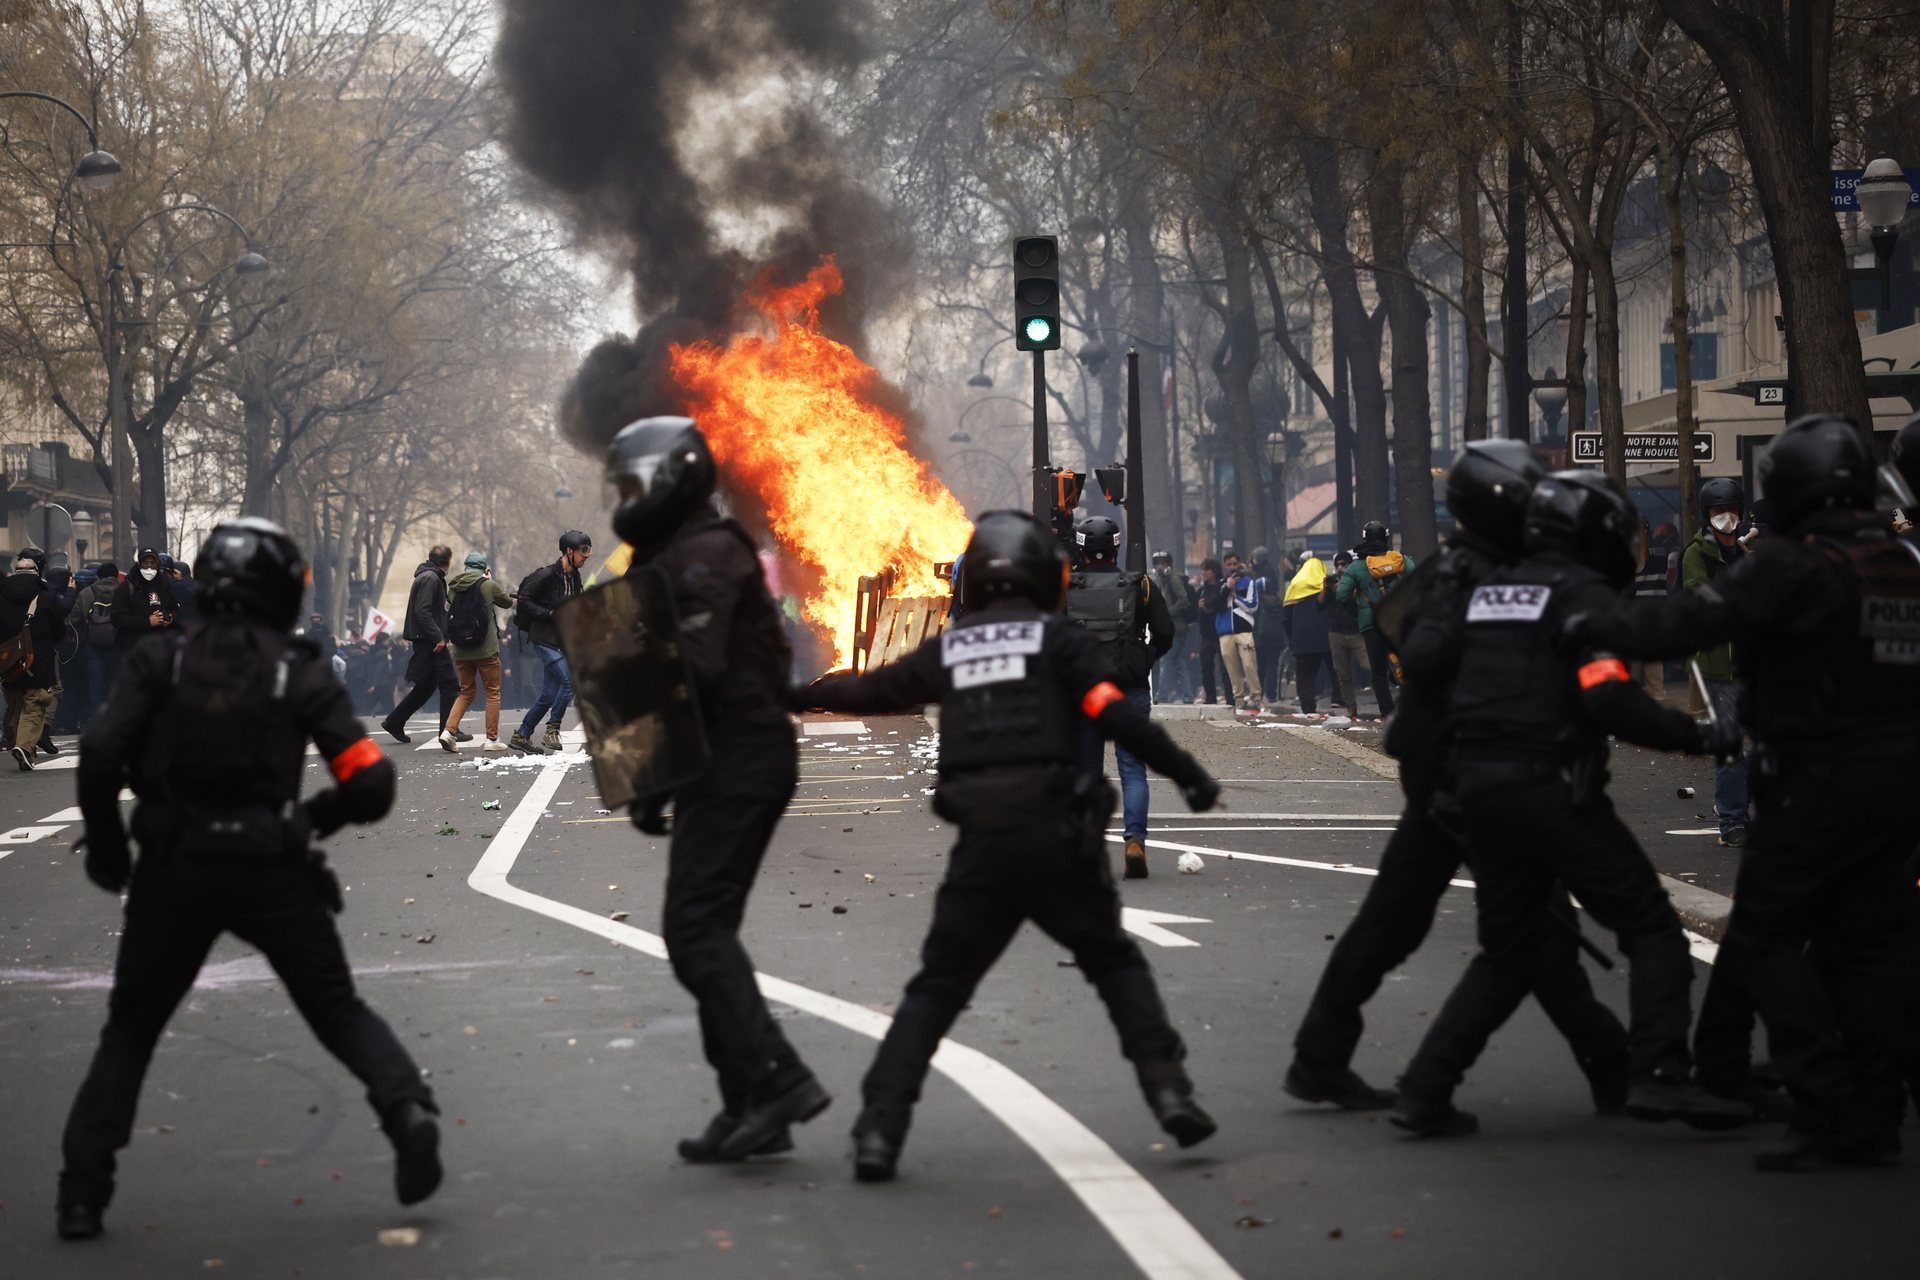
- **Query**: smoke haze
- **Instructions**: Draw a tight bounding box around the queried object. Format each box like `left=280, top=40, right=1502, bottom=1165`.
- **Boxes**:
left=494, top=0, right=910, bottom=448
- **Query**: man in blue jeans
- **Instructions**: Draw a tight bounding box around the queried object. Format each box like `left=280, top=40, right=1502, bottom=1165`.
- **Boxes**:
left=509, top=530, right=592, bottom=754
left=1067, top=518, right=1173, bottom=879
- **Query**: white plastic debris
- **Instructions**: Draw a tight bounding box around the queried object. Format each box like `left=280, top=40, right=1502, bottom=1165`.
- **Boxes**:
left=1176, top=852, right=1204, bottom=874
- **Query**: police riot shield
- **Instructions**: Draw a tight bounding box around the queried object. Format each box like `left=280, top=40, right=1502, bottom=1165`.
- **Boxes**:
left=552, top=565, right=709, bottom=809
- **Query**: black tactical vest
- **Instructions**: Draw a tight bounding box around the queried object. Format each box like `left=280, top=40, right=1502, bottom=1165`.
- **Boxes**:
left=1739, top=533, right=1920, bottom=747
left=1447, top=560, right=1601, bottom=755
left=935, top=614, right=1081, bottom=775
left=133, top=622, right=313, bottom=857
left=1066, top=569, right=1146, bottom=684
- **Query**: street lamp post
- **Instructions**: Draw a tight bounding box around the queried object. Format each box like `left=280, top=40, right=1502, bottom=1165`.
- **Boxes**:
left=1533, top=368, right=1569, bottom=443
left=0, top=91, right=119, bottom=189
left=105, top=203, right=268, bottom=559
left=1846, top=156, right=1914, bottom=313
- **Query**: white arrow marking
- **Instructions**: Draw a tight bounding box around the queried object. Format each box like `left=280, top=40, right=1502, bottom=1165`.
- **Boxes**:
left=1120, top=907, right=1213, bottom=948
left=0, top=824, right=66, bottom=845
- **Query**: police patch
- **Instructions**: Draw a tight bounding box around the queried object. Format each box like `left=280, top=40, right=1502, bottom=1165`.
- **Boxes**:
left=1465, top=584, right=1551, bottom=623
left=951, top=654, right=1027, bottom=688
left=1861, top=595, right=1920, bottom=640
left=942, top=620, right=1045, bottom=665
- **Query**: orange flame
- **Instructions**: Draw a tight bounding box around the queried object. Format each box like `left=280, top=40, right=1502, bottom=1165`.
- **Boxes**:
left=669, top=260, right=973, bottom=666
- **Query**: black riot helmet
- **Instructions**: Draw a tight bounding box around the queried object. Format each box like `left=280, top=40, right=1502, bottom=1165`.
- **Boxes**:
left=559, top=529, right=592, bottom=553
left=193, top=518, right=308, bottom=630
left=1445, top=439, right=1546, bottom=556
left=958, top=510, right=1070, bottom=612
left=1697, top=476, right=1745, bottom=517
left=1889, top=413, right=1920, bottom=502
left=1758, top=415, right=1875, bottom=535
left=1357, top=520, right=1391, bottom=555
left=1074, top=516, right=1120, bottom=565
left=1524, top=470, right=1644, bottom=589
left=606, top=416, right=716, bottom=547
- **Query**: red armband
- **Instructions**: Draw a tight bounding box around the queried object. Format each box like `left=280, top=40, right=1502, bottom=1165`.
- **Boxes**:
left=1081, top=681, right=1126, bottom=718
left=329, top=735, right=385, bottom=782
left=1576, top=658, right=1631, bottom=690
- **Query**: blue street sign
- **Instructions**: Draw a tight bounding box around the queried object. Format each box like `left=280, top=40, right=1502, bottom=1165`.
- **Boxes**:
left=1831, top=169, right=1920, bottom=212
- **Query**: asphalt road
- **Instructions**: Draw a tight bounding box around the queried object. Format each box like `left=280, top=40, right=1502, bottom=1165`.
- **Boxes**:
left=1, top=711, right=1911, bottom=1278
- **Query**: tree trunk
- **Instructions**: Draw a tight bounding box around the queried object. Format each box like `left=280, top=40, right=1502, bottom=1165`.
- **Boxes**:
left=1457, top=157, right=1492, bottom=443
left=1124, top=205, right=1178, bottom=559
left=1302, top=134, right=1391, bottom=523
left=1657, top=0, right=1870, bottom=428
left=1368, top=160, right=1439, bottom=558
left=1200, top=200, right=1269, bottom=554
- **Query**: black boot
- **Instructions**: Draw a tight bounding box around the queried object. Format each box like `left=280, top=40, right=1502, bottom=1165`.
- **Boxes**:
left=1139, top=1061, right=1217, bottom=1149
left=1390, top=1088, right=1478, bottom=1137
left=380, top=716, right=411, bottom=744
left=384, top=1100, right=442, bottom=1206
left=56, top=1202, right=103, bottom=1241
left=1581, top=1052, right=1631, bottom=1116
left=677, top=1111, right=796, bottom=1162
left=55, top=1171, right=109, bottom=1241
left=1284, top=1060, right=1397, bottom=1110
left=1625, top=1075, right=1753, bottom=1131
left=718, top=1075, right=832, bottom=1161
left=851, top=1109, right=903, bottom=1183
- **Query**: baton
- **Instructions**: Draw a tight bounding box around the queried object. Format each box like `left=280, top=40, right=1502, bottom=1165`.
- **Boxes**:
left=1690, top=659, right=1716, bottom=726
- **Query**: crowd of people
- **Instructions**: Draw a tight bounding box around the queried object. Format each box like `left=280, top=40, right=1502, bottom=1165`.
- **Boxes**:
left=38, top=407, right=1920, bottom=1244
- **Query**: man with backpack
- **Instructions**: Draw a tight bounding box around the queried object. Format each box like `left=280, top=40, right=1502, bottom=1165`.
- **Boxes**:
left=509, top=530, right=590, bottom=754
left=1, top=548, right=76, bottom=769
left=81, top=562, right=121, bottom=723
left=439, top=553, right=515, bottom=752
left=1335, top=522, right=1414, bottom=719
left=381, top=547, right=458, bottom=744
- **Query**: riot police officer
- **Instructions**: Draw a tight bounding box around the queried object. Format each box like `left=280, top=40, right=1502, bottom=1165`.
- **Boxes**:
left=1390, top=471, right=1749, bottom=1134
left=1288, top=442, right=1628, bottom=1124
left=1578, top=416, right=1920, bottom=1169
left=57, top=519, right=436, bottom=1240
left=798, top=510, right=1222, bottom=1181
left=1066, top=515, right=1173, bottom=878
left=605, top=417, right=831, bottom=1164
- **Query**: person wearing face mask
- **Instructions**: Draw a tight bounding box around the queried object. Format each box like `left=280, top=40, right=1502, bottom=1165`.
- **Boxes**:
left=0, top=547, right=76, bottom=768
left=108, top=549, right=183, bottom=658
left=1683, top=478, right=1753, bottom=846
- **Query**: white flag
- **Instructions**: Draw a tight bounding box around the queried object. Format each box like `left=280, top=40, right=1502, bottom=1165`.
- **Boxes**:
left=364, top=606, right=396, bottom=639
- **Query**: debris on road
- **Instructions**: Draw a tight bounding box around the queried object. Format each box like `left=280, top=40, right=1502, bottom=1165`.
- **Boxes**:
left=482, top=800, right=500, bottom=810
left=377, top=1227, right=420, bottom=1247
left=1235, top=1216, right=1268, bottom=1229
left=609, top=911, right=629, bottom=921
left=415, top=934, right=435, bottom=944
left=1176, top=852, right=1204, bottom=874
left=832, top=905, right=847, bottom=914
left=1678, top=786, right=1696, bottom=798
left=863, top=873, right=875, bottom=882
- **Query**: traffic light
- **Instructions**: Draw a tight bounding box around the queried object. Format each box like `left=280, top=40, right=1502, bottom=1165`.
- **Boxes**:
left=1013, top=236, right=1060, bottom=351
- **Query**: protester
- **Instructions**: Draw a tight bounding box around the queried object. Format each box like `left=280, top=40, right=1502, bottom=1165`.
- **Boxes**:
left=1215, top=550, right=1261, bottom=713
left=1325, top=550, right=1368, bottom=720
left=1684, top=478, right=1753, bottom=846
left=381, top=546, right=459, bottom=744
left=1148, top=549, right=1196, bottom=704
left=1336, top=524, right=1410, bottom=718
left=440, top=553, right=515, bottom=752
left=304, top=612, right=338, bottom=661
left=1195, top=558, right=1227, bottom=705
left=1282, top=550, right=1343, bottom=714
left=1, top=548, right=75, bottom=769
left=109, top=549, right=182, bottom=655
left=510, top=530, right=591, bottom=754
left=1251, top=545, right=1288, bottom=704
left=80, top=562, right=121, bottom=723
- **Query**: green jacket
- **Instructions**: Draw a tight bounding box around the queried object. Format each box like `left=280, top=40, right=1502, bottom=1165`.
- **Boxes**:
left=446, top=570, right=513, bottom=661
left=1335, top=552, right=1415, bottom=633
left=1679, top=530, right=1739, bottom=681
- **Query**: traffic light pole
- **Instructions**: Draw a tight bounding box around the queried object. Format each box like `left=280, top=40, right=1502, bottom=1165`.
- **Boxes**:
left=1031, top=348, right=1050, bottom=521
left=1124, top=349, right=1146, bottom=572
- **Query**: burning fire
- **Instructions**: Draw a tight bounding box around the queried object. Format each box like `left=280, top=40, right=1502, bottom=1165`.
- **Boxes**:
left=669, top=261, right=974, bottom=666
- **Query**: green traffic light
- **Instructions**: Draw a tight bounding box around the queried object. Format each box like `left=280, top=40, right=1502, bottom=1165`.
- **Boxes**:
left=1024, top=316, right=1053, bottom=344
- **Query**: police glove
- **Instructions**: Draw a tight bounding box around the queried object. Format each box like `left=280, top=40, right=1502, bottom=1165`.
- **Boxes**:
left=77, top=831, right=131, bottom=893
left=1699, top=717, right=1744, bottom=767
left=1179, top=771, right=1222, bottom=813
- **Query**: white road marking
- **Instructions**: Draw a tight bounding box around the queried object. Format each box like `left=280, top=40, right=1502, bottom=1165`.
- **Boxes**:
left=29, top=755, right=77, bottom=771
left=0, top=850, right=11, bottom=861
left=1111, top=835, right=1476, bottom=889
left=41, top=807, right=82, bottom=822
left=470, top=756, right=1241, bottom=1280
left=1664, top=829, right=1721, bottom=836
left=1120, top=908, right=1213, bottom=948
left=801, top=720, right=868, bottom=735
left=1133, top=813, right=1403, bottom=822
left=1137, top=826, right=1397, bottom=834
left=1685, top=931, right=1720, bottom=964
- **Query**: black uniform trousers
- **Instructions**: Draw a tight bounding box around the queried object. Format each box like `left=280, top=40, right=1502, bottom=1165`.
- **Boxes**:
left=390, top=642, right=459, bottom=729
left=61, top=857, right=430, bottom=1207
left=1716, top=746, right=1920, bottom=1144
left=1437, top=753, right=1694, bottom=1084
left=663, top=735, right=811, bottom=1114
left=1294, top=801, right=1627, bottom=1089
left=862, top=811, right=1184, bottom=1139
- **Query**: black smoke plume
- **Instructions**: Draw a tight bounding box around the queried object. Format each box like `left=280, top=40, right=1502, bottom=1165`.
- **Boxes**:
left=495, top=0, right=908, bottom=451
